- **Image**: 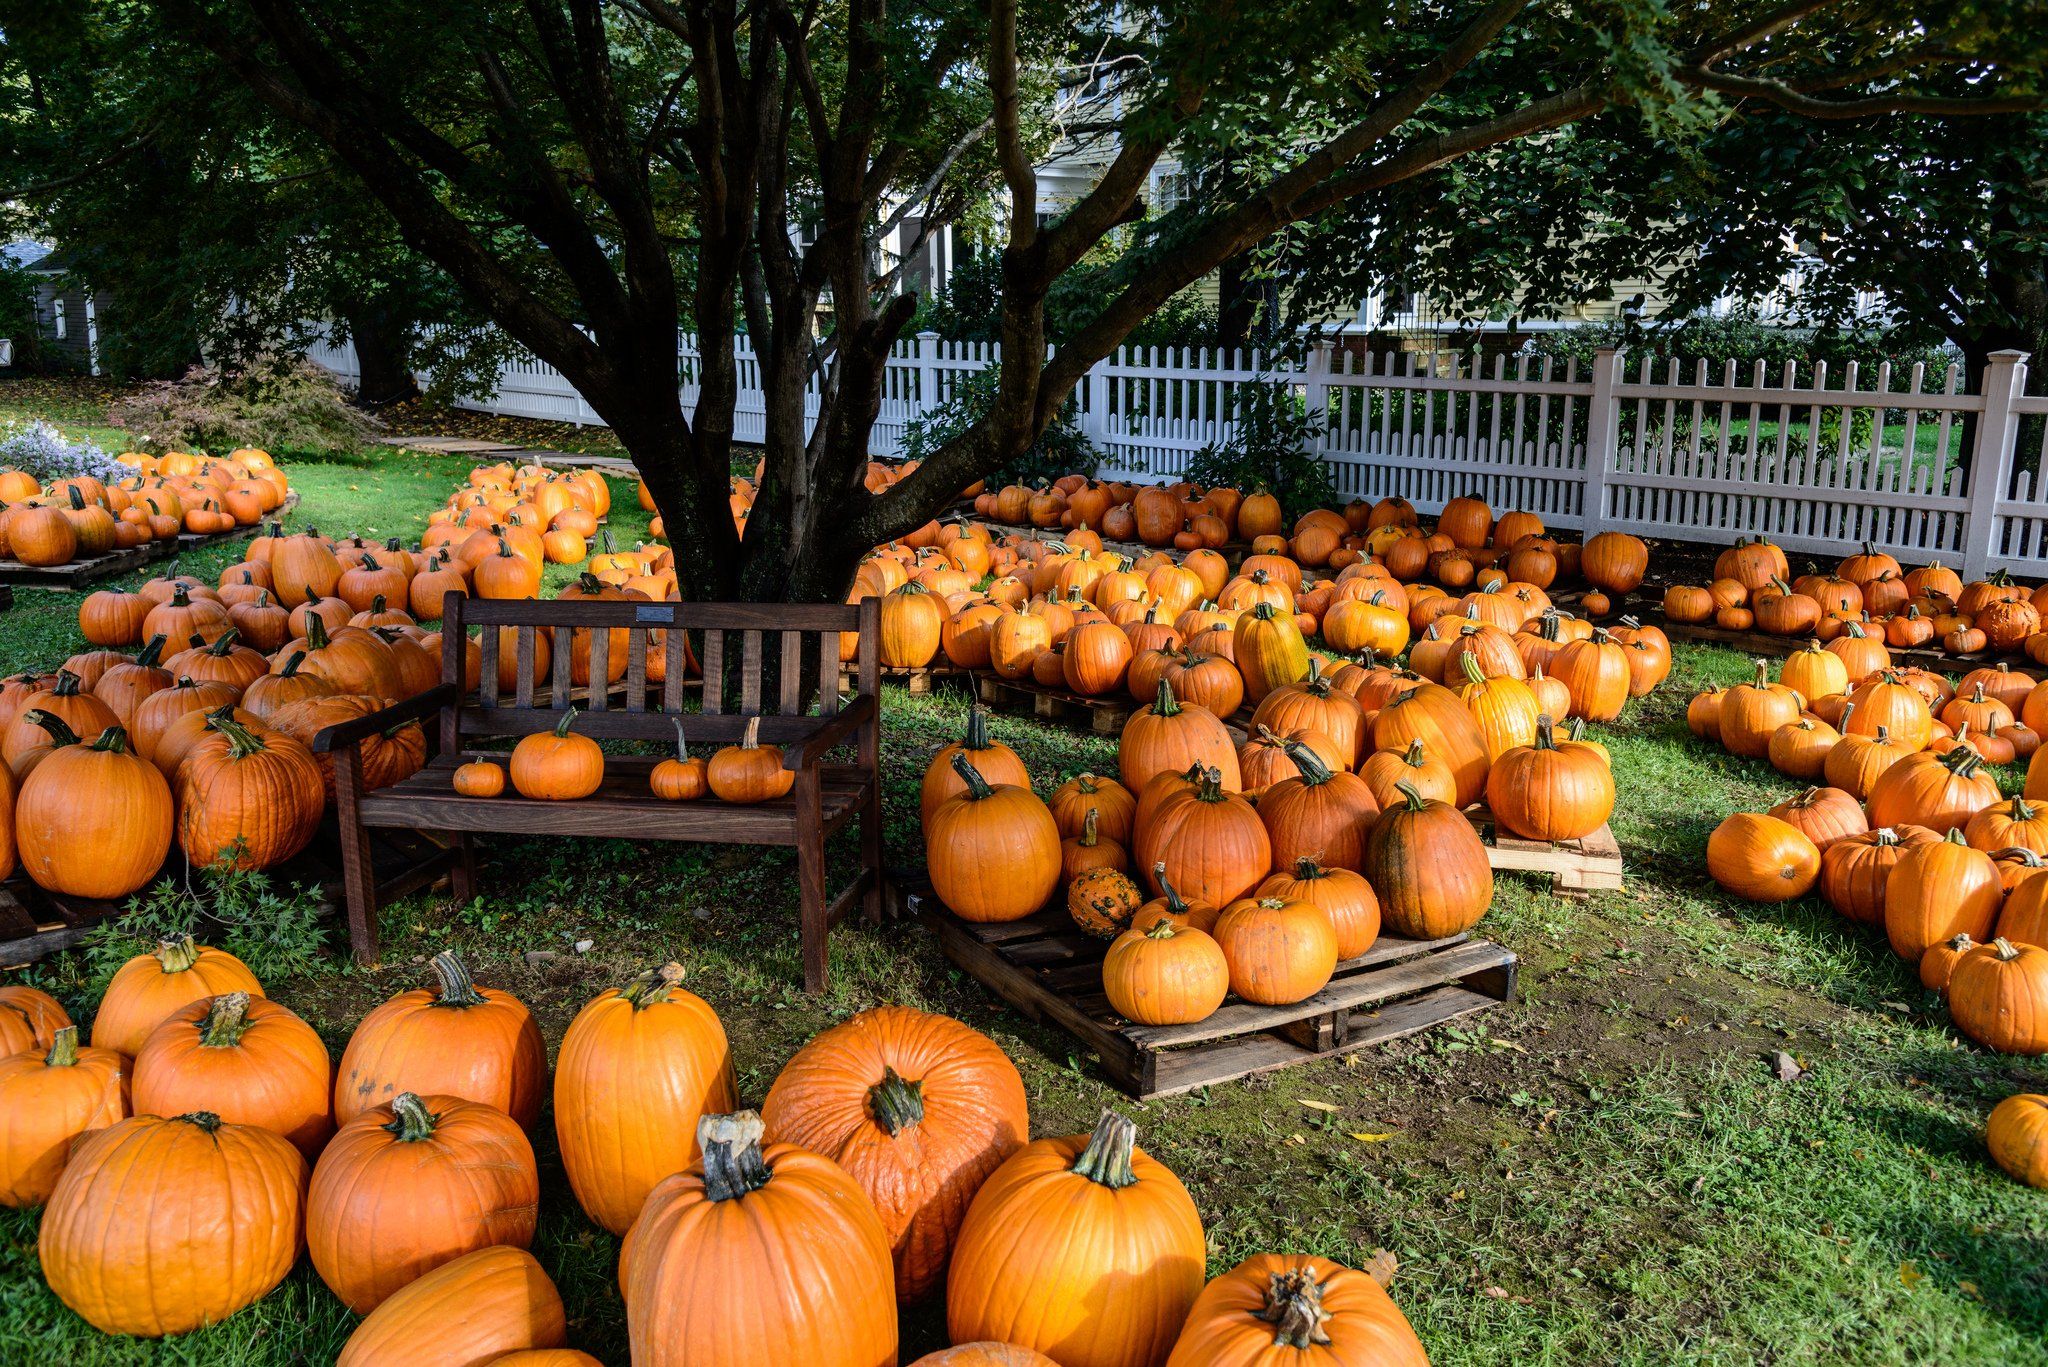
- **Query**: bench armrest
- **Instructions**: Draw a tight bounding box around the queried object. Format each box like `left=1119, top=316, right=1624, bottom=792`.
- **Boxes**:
left=784, top=693, right=877, bottom=769
left=311, top=683, right=462, bottom=754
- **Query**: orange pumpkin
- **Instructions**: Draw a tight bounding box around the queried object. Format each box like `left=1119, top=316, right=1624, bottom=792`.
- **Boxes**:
left=334, top=951, right=549, bottom=1129
left=0, top=1027, right=129, bottom=1208
left=132, top=992, right=332, bottom=1160
left=1164, top=1252, right=1429, bottom=1366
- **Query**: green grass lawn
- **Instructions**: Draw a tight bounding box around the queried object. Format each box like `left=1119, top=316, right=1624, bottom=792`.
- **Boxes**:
left=0, top=381, right=2042, bottom=1365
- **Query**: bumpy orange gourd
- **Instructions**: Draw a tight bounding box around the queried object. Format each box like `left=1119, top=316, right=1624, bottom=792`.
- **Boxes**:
left=39, top=1111, right=306, bottom=1337
left=334, top=951, right=549, bottom=1129
left=621, top=1110, right=898, bottom=1367
left=553, top=962, right=736, bottom=1236
left=132, top=992, right=332, bottom=1160
left=0, top=1027, right=129, bottom=1208
left=336, top=1245, right=568, bottom=1367
left=762, top=1006, right=1028, bottom=1302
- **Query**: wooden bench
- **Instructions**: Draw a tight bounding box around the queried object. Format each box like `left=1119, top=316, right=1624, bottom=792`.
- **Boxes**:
left=313, top=592, right=882, bottom=992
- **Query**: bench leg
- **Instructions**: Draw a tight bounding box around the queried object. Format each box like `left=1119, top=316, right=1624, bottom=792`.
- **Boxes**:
left=795, top=766, right=829, bottom=994
left=448, top=832, right=478, bottom=905
left=860, top=713, right=883, bottom=924
left=333, top=748, right=381, bottom=966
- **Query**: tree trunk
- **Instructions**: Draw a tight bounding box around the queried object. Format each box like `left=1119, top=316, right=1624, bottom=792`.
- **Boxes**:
left=343, top=303, right=420, bottom=405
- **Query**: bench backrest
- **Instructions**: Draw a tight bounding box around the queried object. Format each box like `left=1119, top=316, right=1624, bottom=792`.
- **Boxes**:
left=438, top=593, right=878, bottom=747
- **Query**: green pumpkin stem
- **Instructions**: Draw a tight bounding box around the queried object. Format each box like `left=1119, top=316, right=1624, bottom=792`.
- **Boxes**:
left=278, top=649, right=309, bottom=678
left=1460, top=653, right=1487, bottom=686
left=1533, top=714, right=1558, bottom=749
left=1152, top=677, right=1182, bottom=718
left=1393, top=779, right=1430, bottom=812
left=950, top=751, right=994, bottom=801
left=620, top=960, right=687, bottom=1009
left=44, top=1025, right=79, bottom=1069
left=200, top=992, right=254, bottom=1047
left=22, top=710, right=81, bottom=749
left=174, top=1111, right=224, bottom=1134
left=429, top=950, right=488, bottom=1007
left=305, top=614, right=331, bottom=650
left=1078, top=806, right=1100, bottom=848
left=385, top=1092, right=440, bottom=1143
left=1280, top=737, right=1334, bottom=786
left=1071, top=1109, right=1140, bottom=1190
left=553, top=707, right=579, bottom=739
left=135, top=634, right=167, bottom=668
left=51, top=669, right=82, bottom=697
left=1152, top=862, right=1190, bottom=916
left=867, top=1066, right=926, bottom=1136
left=962, top=703, right=993, bottom=750
left=1402, top=738, right=1427, bottom=767
left=670, top=715, right=689, bottom=761
left=156, top=934, right=201, bottom=973
left=1292, top=855, right=1327, bottom=880
left=698, top=1110, right=774, bottom=1201
left=1256, top=1268, right=1336, bottom=1348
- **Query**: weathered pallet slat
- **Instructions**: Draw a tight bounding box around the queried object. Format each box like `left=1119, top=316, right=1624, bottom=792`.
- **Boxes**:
left=898, top=880, right=1517, bottom=1099
left=975, top=672, right=1140, bottom=735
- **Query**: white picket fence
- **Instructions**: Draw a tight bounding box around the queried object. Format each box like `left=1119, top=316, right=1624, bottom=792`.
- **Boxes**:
left=306, top=330, right=2048, bottom=580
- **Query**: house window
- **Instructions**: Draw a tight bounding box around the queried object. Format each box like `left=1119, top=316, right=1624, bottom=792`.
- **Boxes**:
left=52, top=298, right=66, bottom=340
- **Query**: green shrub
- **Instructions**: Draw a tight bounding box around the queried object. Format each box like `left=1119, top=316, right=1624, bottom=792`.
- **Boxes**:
left=1183, top=378, right=1337, bottom=519
left=106, top=356, right=383, bottom=458
left=81, top=852, right=334, bottom=995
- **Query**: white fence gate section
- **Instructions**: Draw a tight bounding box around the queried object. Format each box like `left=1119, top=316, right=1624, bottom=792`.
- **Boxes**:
left=305, top=330, right=2048, bottom=580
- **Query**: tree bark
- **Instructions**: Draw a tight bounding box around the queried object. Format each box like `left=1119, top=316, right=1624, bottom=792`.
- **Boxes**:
left=342, top=302, right=419, bottom=405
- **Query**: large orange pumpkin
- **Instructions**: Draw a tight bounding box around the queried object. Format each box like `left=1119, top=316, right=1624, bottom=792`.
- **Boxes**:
left=1102, top=918, right=1230, bottom=1026
left=1706, top=813, right=1820, bottom=903
left=335, top=1245, right=568, bottom=1367
left=1371, top=682, right=1490, bottom=807
left=948, top=1111, right=1205, bottom=1367
left=1212, top=895, right=1339, bottom=1005
left=39, top=1111, right=306, bottom=1337
left=554, top=962, right=736, bottom=1236
left=1363, top=782, right=1494, bottom=938
left=1120, top=679, right=1241, bottom=794
left=132, top=992, right=332, bottom=1160
left=1136, top=767, right=1273, bottom=909
left=927, top=755, right=1063, bottom=922
left=0, top=1027, right=129, bottom=1207
left=175, top=714, right=326, bottom=870
left=334, top=951, right=549, bottom=1129
left=309, top=1092, right=540, bottom=1312
left=762, top=1005, right=1029, bottom=1302
left=1884, top=831, right=2002, bottom=961
left=621, top=1110, right=898, bottom=1366
left=15, top=722, right=172, bottom=901
left=1946, top=938, right=2048, bottom=1055
left=1164, top=1252, right=1429, bottom=1366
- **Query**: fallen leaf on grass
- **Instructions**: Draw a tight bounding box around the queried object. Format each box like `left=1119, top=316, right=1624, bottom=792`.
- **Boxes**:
left=1899, top=1261, right=1924, bottom=1289
left=1348, top=1131, right=1397, bottom=1143
left=1770, top=1050, right=1806, bottom=1081
left=1298, top=1098, right=1340, bottom=1113
left=1361, top=1249, right=1399, bottom=1286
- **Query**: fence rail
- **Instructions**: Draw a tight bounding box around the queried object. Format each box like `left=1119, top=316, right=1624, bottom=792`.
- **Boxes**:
left=305, top=330, right=2046, bottom=580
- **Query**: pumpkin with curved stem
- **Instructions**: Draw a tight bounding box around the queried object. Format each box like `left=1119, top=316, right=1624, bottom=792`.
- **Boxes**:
left=1824, top=719, right=1916, bottom=799
left=91, top=635, right=173, bottom=725
left=1920, top=933, right=1979, bottom=992
left=0, top=1027, right=129, bottom=1208
left=1706, top=813, right=1820, bottom=902
left=1131, top=863, right=1221, bottom=935
left=1867, top=745, right=2001, bottom=834
left=1946, top=938, right=2048, bottom=1055
left=1256, top=858, right=1379, bottom=961
left=1121, top=678, right=1241, bottom=795
left=334, top=951, right=549, bottom=1129
left=923, top=705, right=1031, bottom=821
left=2, top=672, right=116, bottom=773
left=1717, top=658, right=1803, bottom=759
left=1237, top=724, right=1344, bottom=796
left=1256, top=739, right=1380, bottom=873
left=1987, top=1094, right=2048, bottom=1188
left=309, top=1091, right=540, bottom=1312
left=928, top=754, right=1063, bottom=922
left=1885, top=831, right=2003, bottom=962
left=554, top=962, right=734, bottom=1235
left=1103, top=918, right=1230, bottom=1026
left=1965, top=795, right=2048, bottom=856
left=1371, top=681, right=1490, bottom=806
left=761, top=1005, right=1028, bottom=1302
left=133, top=992, right=332, bottom=1160
left=1212, top=895, right=1339, bottom=1006
left=1137, top=767, right=1272, bottom=909
left=705, top=714, right=795, bottom=803
left=1164, top=1252, right=1430, bottom=1367
left=94, top=934, right=264, bottom=1057
left=241, top=649, right=335, bottom=722
left=176, top=713, right=325, bottom=870
left=129, top=676, right=239, bottom=764
left=1047, top=771, right=1136, bottom=844
left=649, top=717, right=708, bottom=801
left=1843, top=670, right=1934, bottom=749
left=1364, top=781, right=1495, bottom=937
left=1252, top=659, right=1367, bottom=766
left=948, top=1110, right=1205, bottom=1367
left=39, top=1111, right=306, bottom=1337
left=1767, top=786, right=1868, bottom=851
left=622, top=1110, right=898, bottom=1367
left=335, top=1245, right=568, bottom=1367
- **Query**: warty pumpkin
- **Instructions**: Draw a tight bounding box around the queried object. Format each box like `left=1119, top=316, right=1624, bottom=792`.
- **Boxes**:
left=335, top=1245, right=567, bottom=1367
left=1946, top=938, right=2048, bottom=1055
left=948, top=1110, right=1205, bottom=1367
left=621, top=1110, right=898, bottom=1367
left=38, top=1111, right=306, bottom=1337
left=761, top=1005, right=1029, bottom=1302
left=93, top=934, right=264, bottom=1058
left=0, top=1027, right=129, bottom=1208
left=923, top=705, right=1031, bottom=821
left=334, top=950, right=549, bottom=1129
left=1706, top=813, right=1820, bottom=902
left=553, top=962, right=735, bottom=1236
left=1364, top=782, right=1495, bottom=937
left=1164, top=1252, right=1429, bottom=1367
left=133, top=992, right=331, bottom=1160
left=1885, top=831, right=2003, bottom=961
left=928, top=754, right=1063, bottom=922
left=309, top=1091, right=540, bottom=1313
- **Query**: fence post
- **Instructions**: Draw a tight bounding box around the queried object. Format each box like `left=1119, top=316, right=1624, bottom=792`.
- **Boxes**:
left=1303, top=338, right=1333, bottom=456
left=916, top=331, right=940, bottom=423
left=1961, top=349, right=2030, bottom=581
left=1578, top=346, right=1622, bottom=538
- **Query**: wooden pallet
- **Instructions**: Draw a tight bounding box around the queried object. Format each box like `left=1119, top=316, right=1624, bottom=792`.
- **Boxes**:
left=0, top=826, right=460, bottom=969
left=0, top=538, right=174, bottom=588
left=900, top=885, right=1516, bottom=1098
left=976, top=671, right=1140, bottom=735
left=1466, top=806, right=1624, bottom=895
left=1655, top=617, right=2028, bottom=679
left=844, top=664, right=968, bottom=697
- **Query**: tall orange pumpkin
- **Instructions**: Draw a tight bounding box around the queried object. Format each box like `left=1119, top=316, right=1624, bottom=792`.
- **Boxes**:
left=15, top=722, right=172, bottom=901
left=927, top=755, right=1063, bottom=922
left=1363, top=782, right=1495, bottom=937
left=762, top=1005, right=1029, bottom=1302
left=1120, top=679, right=1241, bottom=795
left=334, top=951, right=549, bottom=1129
left=1885, top=831, right=2002, bottom=961
left=553, top=962, right=737, bottom=1236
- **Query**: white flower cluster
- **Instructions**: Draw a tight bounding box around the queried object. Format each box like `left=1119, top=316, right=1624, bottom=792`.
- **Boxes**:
left=0, top=420, right=129, bottom=488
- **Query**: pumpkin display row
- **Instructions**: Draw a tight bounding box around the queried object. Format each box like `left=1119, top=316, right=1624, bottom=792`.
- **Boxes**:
left=1663, top=537, right=2048, bottom=665
left=0, top=448, right=291, bottom=567
left=0, top=949, right=1434, bottom=1366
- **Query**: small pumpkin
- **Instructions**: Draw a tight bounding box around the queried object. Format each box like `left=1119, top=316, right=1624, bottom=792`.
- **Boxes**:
left=1069, top=866, right=1145, bottom=939
left=1946, top=938, right=2048, bottom=1055
left=1986, top=1093, right=2048, bottom=1188
left=1103, top=918, right=1230, bottom=1026
left=1164, top=1252, right=1429, bottom=1366
left=1212, top=895, right=1339, bottom=1006
left=454, top=759, right=508, bottom=797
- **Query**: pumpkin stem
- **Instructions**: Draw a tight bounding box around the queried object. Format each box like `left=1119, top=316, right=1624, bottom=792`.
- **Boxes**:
left=962, top=703, right=994, bottom=750
left=1070, top=1109, right=1141, bottom=1190
left=1460, top=653, right=1487, bottom=686
left=206, top=712, right=269, bottom=758
left=950, top=751, right=994, bottom=801
left=698, top=1110, right=774, bottom=1201
left=553, top=707, right=580, bottom=739
left=669, top=716, right=688, bottom=761
left=866, top=1066, right=926, bottom=1136
left=1152, top=862, right=1190, bottom=915
left=135, top=634, right=167, bottom=668
left=1394, top=779, right=1431, bottom=812
left=1992, top=937, right=2021, bottom=961
left=384, top=1093, right=440, bottom=1143
left=1750, top=658, right=1770, bottom=688
left=1144, top=918, right=1182, bottom=941
left=200, top=992, right=253, bottom=1047
left=1291, top=855, right=1326, bottom=880
left=1255, top=1267, right=1336, bottom=1348
left=740, top=714, right=762, bottom=749
left=174, top=1111, right=224, bottom=1134
left=1152, top=676, right=1182, bottom=718
left=1281, top=737, right=1334, bottom=786
left=620, top=960, right=687, bottom=1008
left=21, top=709, right=81, bottom=749
left=429, top=950, right=488, bottom=1007
left=305, top=614, right=331, bottom=650
left=1192, top=766, right=1229, bottom=803
left=1401, top=738, right=1426, bottom=767
left=156, top=934, right=201, bottom=973
left=44, top=1025, right=79, bottom=1069
left=1533, top=714, right=1557, bottom=750
left=277, top=649, right=308, bottom=678
left=1078, top=807, right=1100, bottom=848
left=51, top=669, right=83, bottom=697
